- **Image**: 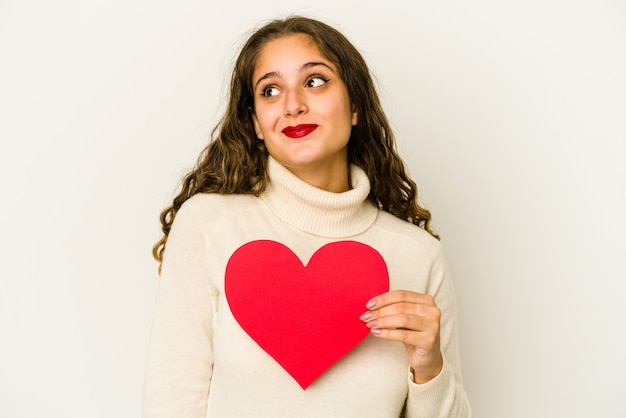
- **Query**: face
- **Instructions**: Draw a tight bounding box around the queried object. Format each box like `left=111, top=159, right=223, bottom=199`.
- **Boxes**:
left=251, top=34, right=358, bottom=191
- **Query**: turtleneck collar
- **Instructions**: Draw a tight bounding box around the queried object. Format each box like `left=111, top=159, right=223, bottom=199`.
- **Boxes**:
left=260, top=156, right=378, bottom=237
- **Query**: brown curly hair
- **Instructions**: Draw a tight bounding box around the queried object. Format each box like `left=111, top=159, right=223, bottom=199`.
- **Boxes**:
left=153, top=16, right=438, bottom=268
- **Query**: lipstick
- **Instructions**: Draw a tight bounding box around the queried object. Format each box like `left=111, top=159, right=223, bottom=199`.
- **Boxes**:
left=281, top=124, right=318, bottom=139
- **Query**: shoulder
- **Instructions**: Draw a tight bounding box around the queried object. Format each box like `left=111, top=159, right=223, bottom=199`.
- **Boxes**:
left=373, top=210, right=443, bottom=259
left=183, top=192, right=260, bottom=211
left=175, top=192, right=262, bottom=228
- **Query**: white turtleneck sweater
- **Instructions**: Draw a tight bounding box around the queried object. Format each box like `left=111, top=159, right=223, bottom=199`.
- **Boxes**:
left=143, top=157, right=471, bottom=417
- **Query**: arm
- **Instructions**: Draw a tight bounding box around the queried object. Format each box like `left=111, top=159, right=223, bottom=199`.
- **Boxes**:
left=143, top=202, right=217, bottom=418
left=362, top=246, right=471, bottom=417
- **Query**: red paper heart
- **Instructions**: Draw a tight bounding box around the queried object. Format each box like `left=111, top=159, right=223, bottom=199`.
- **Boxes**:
left=225, top=240, right=389, bottom=389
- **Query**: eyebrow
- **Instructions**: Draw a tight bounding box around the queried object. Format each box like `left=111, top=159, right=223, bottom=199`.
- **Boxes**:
left=253, top=61, right=334, bottom=90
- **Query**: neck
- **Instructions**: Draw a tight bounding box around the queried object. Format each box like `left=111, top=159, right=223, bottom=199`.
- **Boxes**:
left=261, top=156, right=378, bottom=237
left=282, top=158, right=350, bottom=193
left=288, top=165, right=350, bottom=193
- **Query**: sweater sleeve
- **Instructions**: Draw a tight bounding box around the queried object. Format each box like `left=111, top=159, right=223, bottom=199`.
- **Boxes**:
left=405, top=245, right=472, bottom=418
left=143, top=201, right=216, bottom=418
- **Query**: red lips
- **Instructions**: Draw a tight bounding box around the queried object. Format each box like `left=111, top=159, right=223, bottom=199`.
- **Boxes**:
left=281, top=124, right=318, bottom=138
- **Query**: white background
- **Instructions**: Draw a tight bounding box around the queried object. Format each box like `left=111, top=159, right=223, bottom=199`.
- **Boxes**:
left=1, top=0, right=625, bottom=417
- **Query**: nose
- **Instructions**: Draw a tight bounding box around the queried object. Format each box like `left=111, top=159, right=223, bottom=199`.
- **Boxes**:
left=283, top=88, right=307, bottom=116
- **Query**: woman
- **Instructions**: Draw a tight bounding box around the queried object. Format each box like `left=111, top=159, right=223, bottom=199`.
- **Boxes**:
left=143, top=16, right=471, bottom=417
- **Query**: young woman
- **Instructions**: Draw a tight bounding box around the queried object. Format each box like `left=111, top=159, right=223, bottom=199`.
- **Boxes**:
left=143, top=16, right=471, bottom=417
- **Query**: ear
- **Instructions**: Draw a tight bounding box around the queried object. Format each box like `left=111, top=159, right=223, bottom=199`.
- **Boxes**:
left=251, top=112, right=264, bottom=140
left=351, top=108, right=358, bottom=126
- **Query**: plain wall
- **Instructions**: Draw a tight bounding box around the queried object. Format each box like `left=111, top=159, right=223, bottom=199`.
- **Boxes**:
left=1, top=0, right=625, bottom=417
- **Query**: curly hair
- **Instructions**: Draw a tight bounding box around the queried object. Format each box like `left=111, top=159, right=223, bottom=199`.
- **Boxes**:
left=153, top=16, right=438, bottom=268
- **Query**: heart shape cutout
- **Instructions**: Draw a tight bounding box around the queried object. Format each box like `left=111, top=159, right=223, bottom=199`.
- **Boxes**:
left=225, top=240, right=389, bottom=389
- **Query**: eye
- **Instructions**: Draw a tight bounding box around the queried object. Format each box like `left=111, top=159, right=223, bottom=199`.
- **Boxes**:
left=306, top=76, right=329, bottom=88
left=261, top=85, right=280, bottom=97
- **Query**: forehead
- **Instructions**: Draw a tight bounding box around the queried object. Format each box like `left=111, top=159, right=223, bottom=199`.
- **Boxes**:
left=253, top=34, right=334, bottom=77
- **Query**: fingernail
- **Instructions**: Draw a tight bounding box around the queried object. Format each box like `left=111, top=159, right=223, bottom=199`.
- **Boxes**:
left=366, top=320, right=378, bottom=329
left=359, top=311, right=372, bottom=321
left=366, top=299, right=376, bottom=309
left=371, top=328, right=382, bottom=335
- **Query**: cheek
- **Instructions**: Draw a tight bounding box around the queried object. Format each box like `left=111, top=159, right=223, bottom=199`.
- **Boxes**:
left=255, top=105, right=283, bottom=136
left=331, top=94, right=355, bottom=125
left=252, top=112, right=265, bottom=139
left=253, top=105, right=273, bottom=128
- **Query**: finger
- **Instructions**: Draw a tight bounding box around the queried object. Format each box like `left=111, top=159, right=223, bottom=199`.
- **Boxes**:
left=361, top=302, right=418, bottom=319
left=366, top=290, right=435, bottom=311
left=364, top=312, right=429, bottom=331
left=369, top=327, right=425, bottom=344
left=360, top=302, right=440, bottom=323
left=370, top=327, right=440, bottom=350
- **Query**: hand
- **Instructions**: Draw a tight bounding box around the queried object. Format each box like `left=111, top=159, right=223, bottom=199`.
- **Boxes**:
left=360, top=290, right=443, bottom=384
